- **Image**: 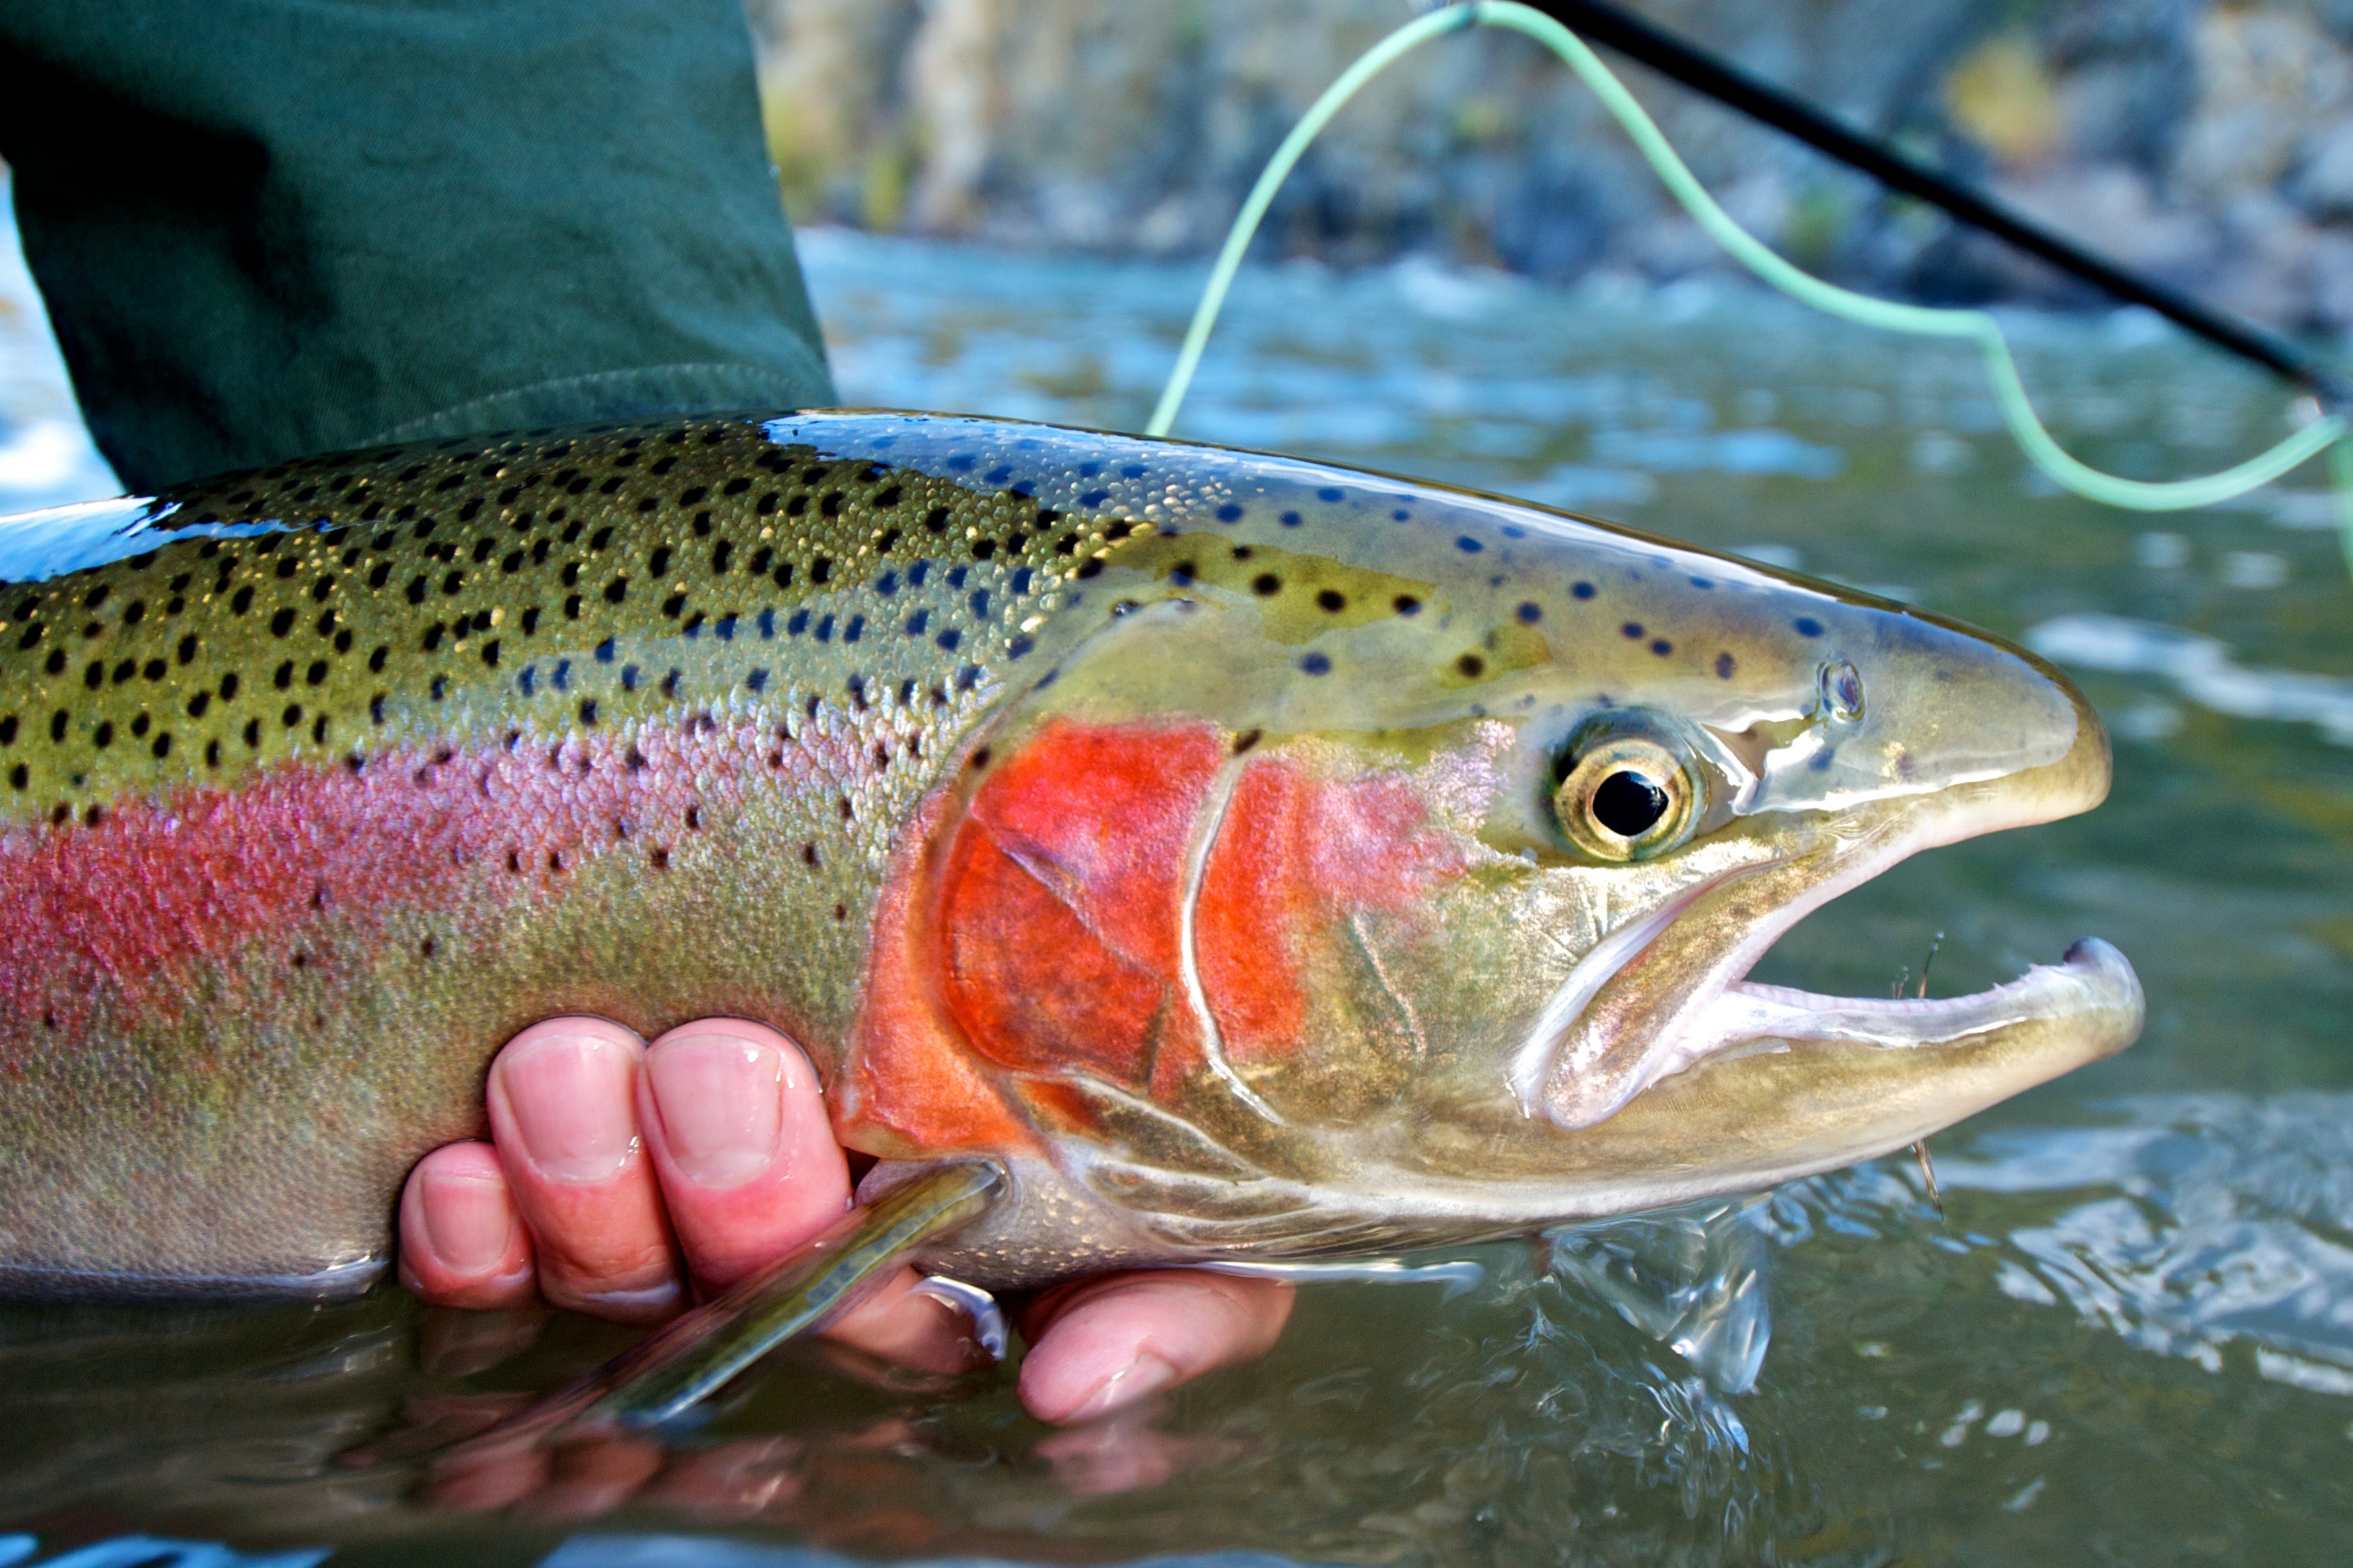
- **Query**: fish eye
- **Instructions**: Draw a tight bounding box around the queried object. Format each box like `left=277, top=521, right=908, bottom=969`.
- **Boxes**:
left=1553, top=733, right=1696, bottom=861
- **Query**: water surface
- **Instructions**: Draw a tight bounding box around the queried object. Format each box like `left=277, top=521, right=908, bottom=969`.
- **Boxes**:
left=3, top=224, right=2350, bottom=1566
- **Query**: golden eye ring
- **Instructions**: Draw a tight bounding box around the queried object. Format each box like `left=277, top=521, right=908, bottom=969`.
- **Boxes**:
left=1553, top=735, right=1695, bottom=862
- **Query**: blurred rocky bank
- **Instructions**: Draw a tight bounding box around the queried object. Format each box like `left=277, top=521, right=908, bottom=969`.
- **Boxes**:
left=749, top=0, right=2353, bottom=341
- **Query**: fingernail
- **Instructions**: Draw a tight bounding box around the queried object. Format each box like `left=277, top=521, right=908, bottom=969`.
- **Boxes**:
left=420, top=1165, right=517, bottom=1276
left=495, top=1032, right=640, bottom=1184
left=1065, top=1352, right=1179, bottom=1423
left=645, top=1033, right=785, bottom=1188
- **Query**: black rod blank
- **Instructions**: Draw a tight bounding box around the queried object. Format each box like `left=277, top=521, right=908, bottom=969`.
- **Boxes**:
left=1522, top=0, right=2352, bottom=408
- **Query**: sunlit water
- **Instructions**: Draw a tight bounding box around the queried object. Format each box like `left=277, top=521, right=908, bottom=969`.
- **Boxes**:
left=5, top=218, right=2352, bottom=1566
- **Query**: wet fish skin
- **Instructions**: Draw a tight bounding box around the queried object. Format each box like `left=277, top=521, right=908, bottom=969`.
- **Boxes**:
left=0, top=411, right=2139, bottom=1297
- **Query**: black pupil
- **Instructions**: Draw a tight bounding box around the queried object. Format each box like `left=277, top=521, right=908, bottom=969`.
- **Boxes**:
left=1592, top=770, right=1669, bottom=837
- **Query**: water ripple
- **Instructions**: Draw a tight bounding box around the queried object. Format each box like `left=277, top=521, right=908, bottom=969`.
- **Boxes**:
left=1784, top=1095, right=2353, bottom=1393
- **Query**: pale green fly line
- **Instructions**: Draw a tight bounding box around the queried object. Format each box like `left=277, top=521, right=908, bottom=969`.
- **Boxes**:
left=1145, top=1, right=2353, bottom=578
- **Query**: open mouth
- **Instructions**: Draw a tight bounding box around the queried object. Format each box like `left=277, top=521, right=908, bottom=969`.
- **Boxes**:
left=1673, top=937, right=2142, bottom=1070
left=1514, top=817, right=2147, bottom=1133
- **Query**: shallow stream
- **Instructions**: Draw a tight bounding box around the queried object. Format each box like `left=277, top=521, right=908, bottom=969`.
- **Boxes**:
left=3, top=224, right=2351, bottom=1566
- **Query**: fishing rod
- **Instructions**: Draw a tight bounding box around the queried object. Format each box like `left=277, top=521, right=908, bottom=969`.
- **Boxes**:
left=1151, top=1, right=2350, bottom=545
left=1523, top=0, right=2353, bottom=412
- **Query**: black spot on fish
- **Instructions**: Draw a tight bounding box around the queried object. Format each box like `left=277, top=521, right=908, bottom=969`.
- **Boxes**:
left=1456, top=654, right=1485, bottom=679
left=1299, top=652, right=1331, bottom=675
left=1716, top=652, right=1736, bottom=679
left=1650, top=639, right=1672, bottom=656
left=1517, top=601, right=1541, bottom=623
left=1621, top=623, right=1643, bottom=639
left=1394, top=595, right=1422, bottom=615
left=1317, top=486, right=1343, bottom=502
left=1456, top=537, right=1483, bottom=554
left=1280, top=510, right=1302, bottom=527
left=1317, top=590, right=1346, bottom=613
left=1252, top=574, right=1281, bottom=597
left=1794, top=617, right=1825, bottom=637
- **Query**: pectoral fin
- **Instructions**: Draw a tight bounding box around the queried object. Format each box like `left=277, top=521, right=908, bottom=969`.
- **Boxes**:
left=405, top=1161, right=1004, bottom=1463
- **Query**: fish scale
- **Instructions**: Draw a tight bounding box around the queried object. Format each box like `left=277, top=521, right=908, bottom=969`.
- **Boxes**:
left=0, top=409, right=2138, bottom=1307
left=1, top=417, right=1107, bottom=817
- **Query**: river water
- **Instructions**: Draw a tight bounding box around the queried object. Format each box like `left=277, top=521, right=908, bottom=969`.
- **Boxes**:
left=3, top=222, right=2352, bottom=1566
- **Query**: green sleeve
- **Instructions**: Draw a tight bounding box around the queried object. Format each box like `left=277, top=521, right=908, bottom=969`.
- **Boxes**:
left=0, top=0, right=837, bottom=493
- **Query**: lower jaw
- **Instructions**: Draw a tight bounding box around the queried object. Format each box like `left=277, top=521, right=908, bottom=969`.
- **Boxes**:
left=1380, top=955, right=2143, bottom=1232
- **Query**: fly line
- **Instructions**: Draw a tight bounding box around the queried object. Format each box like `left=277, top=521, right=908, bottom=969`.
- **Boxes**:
left=1144, top=1, right=2353, bottom=576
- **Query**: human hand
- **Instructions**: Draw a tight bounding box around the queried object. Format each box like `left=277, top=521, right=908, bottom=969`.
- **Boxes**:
left=397, top=1017, right=1292, bottom=1422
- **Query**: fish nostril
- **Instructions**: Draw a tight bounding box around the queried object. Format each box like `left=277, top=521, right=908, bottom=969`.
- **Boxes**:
left=1820, top=660, right=1864, bottom=722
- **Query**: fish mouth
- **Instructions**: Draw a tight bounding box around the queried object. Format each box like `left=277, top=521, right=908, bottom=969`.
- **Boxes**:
left=1517, top=785, right=2146, bottom=1135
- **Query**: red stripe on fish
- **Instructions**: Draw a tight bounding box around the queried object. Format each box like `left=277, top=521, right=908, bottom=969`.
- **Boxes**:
left=0, top=717, right=812, bottom=1044
left=898, top=719, right=1469, bottom=1128
left=1195, top=755, right=1467, bottom=1066
left=831, top=781, right=1037, bottom=1159
left=941, top=719, right=1225, bottom=1087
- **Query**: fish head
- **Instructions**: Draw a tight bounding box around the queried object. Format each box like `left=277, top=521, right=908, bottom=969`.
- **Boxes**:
left=855, top=439, right=2140, bottom=1242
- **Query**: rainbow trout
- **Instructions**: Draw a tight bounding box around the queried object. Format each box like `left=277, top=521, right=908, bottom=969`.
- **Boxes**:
left=0, top=411, right=2141, bottom=1305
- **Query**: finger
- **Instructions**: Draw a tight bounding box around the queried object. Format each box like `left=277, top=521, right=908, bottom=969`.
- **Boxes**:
left=486, top=1016, right=681, bottom=1321
left=635, top=1022, right=993, bottom=1372
left=635, top=1020, right=849, bottom=1291
left=823, top=1266, right=997, bottom=1375
left=1016, top=1271, right=1294, bottom=1425
left=397, top=1141, right=536, bottom=1309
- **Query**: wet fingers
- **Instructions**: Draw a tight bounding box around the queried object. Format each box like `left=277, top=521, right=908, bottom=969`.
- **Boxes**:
left=1017, top=1270, right=1294, bottom=1424
left=397, top=1141, right=536, bottom=1309
left=485, top=1017, right=682, bottom=1320
left=635, top=1020, right=852, bottom=1292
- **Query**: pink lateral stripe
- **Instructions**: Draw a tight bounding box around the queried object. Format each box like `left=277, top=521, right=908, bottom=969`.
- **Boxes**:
left=0, top=714, right=855, bottom=1046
